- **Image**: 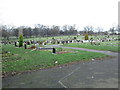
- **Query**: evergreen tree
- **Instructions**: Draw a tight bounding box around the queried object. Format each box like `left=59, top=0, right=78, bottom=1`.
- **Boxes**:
left=19, top=34, right=23, bottom=47
left=85, top=33, right=89, bottom=40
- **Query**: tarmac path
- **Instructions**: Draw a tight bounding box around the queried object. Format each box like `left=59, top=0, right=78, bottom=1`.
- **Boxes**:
left=2, top=45, right=119, bottom=88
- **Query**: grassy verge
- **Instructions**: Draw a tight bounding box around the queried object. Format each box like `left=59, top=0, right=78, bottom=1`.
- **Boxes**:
left=63, top=41, right=119, bottom=52
left=2, top=44, right=109, bottom=77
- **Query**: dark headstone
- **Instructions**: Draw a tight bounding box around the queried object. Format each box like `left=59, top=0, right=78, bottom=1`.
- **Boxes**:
left=44, top=42, right=46, bottom=45
left=62, top=41, right=65, bottom=44
left=24, top=43, right=27, bottom=49
left=66, top=41, right=68, bottom=43
left=9, top=42, right=11, bottom=44
left=70, top=40, right=72, bottom=43
left=76, top=40, right=80, bottom=43
left=57, top=41, right=60, bottom=44
left=27, top=41, right=30, bottom=45
left=31, top=40, right=33, bottom=44
left=102, top=40, right=104, bottom=42
left=53, top=48, right=56, bottom=53
left=15, top=42, right=17, bottom=47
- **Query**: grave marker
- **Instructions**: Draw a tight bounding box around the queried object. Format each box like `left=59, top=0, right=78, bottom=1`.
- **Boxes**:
left=53, top=48, right=56, bottom=53
left=24, top=43, right=27, bottom=49
left=15, top=42, right=17, bottom=47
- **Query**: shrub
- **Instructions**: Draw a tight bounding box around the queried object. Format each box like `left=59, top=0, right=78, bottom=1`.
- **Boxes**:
left=73, top=37, right=77, bottom=40
left=19, top=34, right=23, bottom=47
left=85, top=33, right=89, bottom=40
left=52, top=37, right=55, bottom=40
left=90, top=37, right=93, bottom=40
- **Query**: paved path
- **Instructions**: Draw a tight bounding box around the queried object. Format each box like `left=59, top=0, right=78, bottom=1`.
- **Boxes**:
left=44, top=44, right=118, bottom=56
left=2, top=45, right=119, bottom=88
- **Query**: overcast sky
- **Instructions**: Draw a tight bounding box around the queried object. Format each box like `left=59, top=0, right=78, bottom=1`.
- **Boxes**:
left=0, top=0, right=119, bottom=31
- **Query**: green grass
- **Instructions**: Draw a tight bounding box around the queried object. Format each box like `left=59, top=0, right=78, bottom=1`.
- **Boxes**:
left=23, top=35, right=118, bottom=41
left=63, top=41, right=119, bottom=52
left=2, top=44, right=108, bottom=74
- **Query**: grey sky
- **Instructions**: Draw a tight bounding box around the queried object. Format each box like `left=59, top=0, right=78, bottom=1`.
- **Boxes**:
left=0, top=0, right=119, bottom=31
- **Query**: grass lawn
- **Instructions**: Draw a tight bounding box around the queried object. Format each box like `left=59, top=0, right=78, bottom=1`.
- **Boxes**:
left=23, top=35, right=118, bottom=41
left=2, top=44, right=108, bottom=76
left=63, top=41, right=119, bottom=52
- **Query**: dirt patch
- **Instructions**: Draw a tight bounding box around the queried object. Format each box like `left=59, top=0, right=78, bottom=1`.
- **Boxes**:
left=56, top=51, right=70, bottom=54
left=56, top=50, right=76, bottom=54
left=13, top=54, right=19, bottom=56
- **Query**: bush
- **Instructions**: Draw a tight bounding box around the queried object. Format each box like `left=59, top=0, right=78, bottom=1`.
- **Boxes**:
left=52, top=37, right=55, bottom=40
left=85, top=33, right=89, bottom=40
left=19, top=34, right=23, bottom=47
left=73, top=37, right=77, bottom=40
left=90, top=37, right=93, bottom=40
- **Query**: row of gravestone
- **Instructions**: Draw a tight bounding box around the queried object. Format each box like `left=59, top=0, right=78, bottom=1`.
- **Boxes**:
left=14, top=41, right=57, bottom=53
left=1, top=36, right=119, bottom=46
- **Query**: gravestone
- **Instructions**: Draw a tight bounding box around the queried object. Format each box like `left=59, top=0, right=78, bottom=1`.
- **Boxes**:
left=24, top=43, right=27, bottom=49
left=44, top=42, right=46, bottom=45
left=53, top=48, right=56, bottom=53
left=9, top=42, right=11, bottom=44
left=70, top=40, right=72, bottom=43
left=102, top=40, right=104, bottom=42
left=81, top=40, right=83, bottom=43
left=66, top=41, right=68, bottom=44
left=31, top=40, right=34, bottom=44
left=59, top=41, right=62, bottom=44
left=27, top=41, right=30, bottom=45
left=57, top=41, right=60, bottom=44
left=62, top=41, right=65, bottom=44
left=42, top=42, right=44, bottom=45
left=35, top=43, right=39, bottom=49
left=15, top=42, right=17, bottom=47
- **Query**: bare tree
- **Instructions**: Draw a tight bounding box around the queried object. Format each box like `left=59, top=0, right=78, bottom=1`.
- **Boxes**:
left=68, top=24, right=78, bottom=35
left=97, top=27, right=103, bottom=35
left=51, top=25, right=60, bottom=36
left=1, top=25, right=10, bottom=40
left=13, top=28, right=19, bottom=38
left=109, top=27, right=115, bottom=35
left=62, top=25, right=68, bottom=35
left=84, top=26, right=94, bottom=35
left=33, top=27, right=39, bottom=37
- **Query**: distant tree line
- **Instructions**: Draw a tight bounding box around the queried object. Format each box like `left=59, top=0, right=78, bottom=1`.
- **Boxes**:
left=0, top=24, right=119, bottom=40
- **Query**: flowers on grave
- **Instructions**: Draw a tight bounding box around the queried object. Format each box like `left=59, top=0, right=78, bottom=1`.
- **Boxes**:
left=28, top=45, right=36, bottom=49
left=91, top=58, right=95, bottom=61
left=55, top=61, right=58, bottom=64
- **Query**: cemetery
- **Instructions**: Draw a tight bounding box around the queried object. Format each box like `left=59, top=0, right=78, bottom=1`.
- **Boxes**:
left=1, top=0, right=119, bottom=88
left=1, top=32, right=119, bottom=77
left=1, top=19, right=119, bottom=88
left=1, top=25, right=119, bottom=88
